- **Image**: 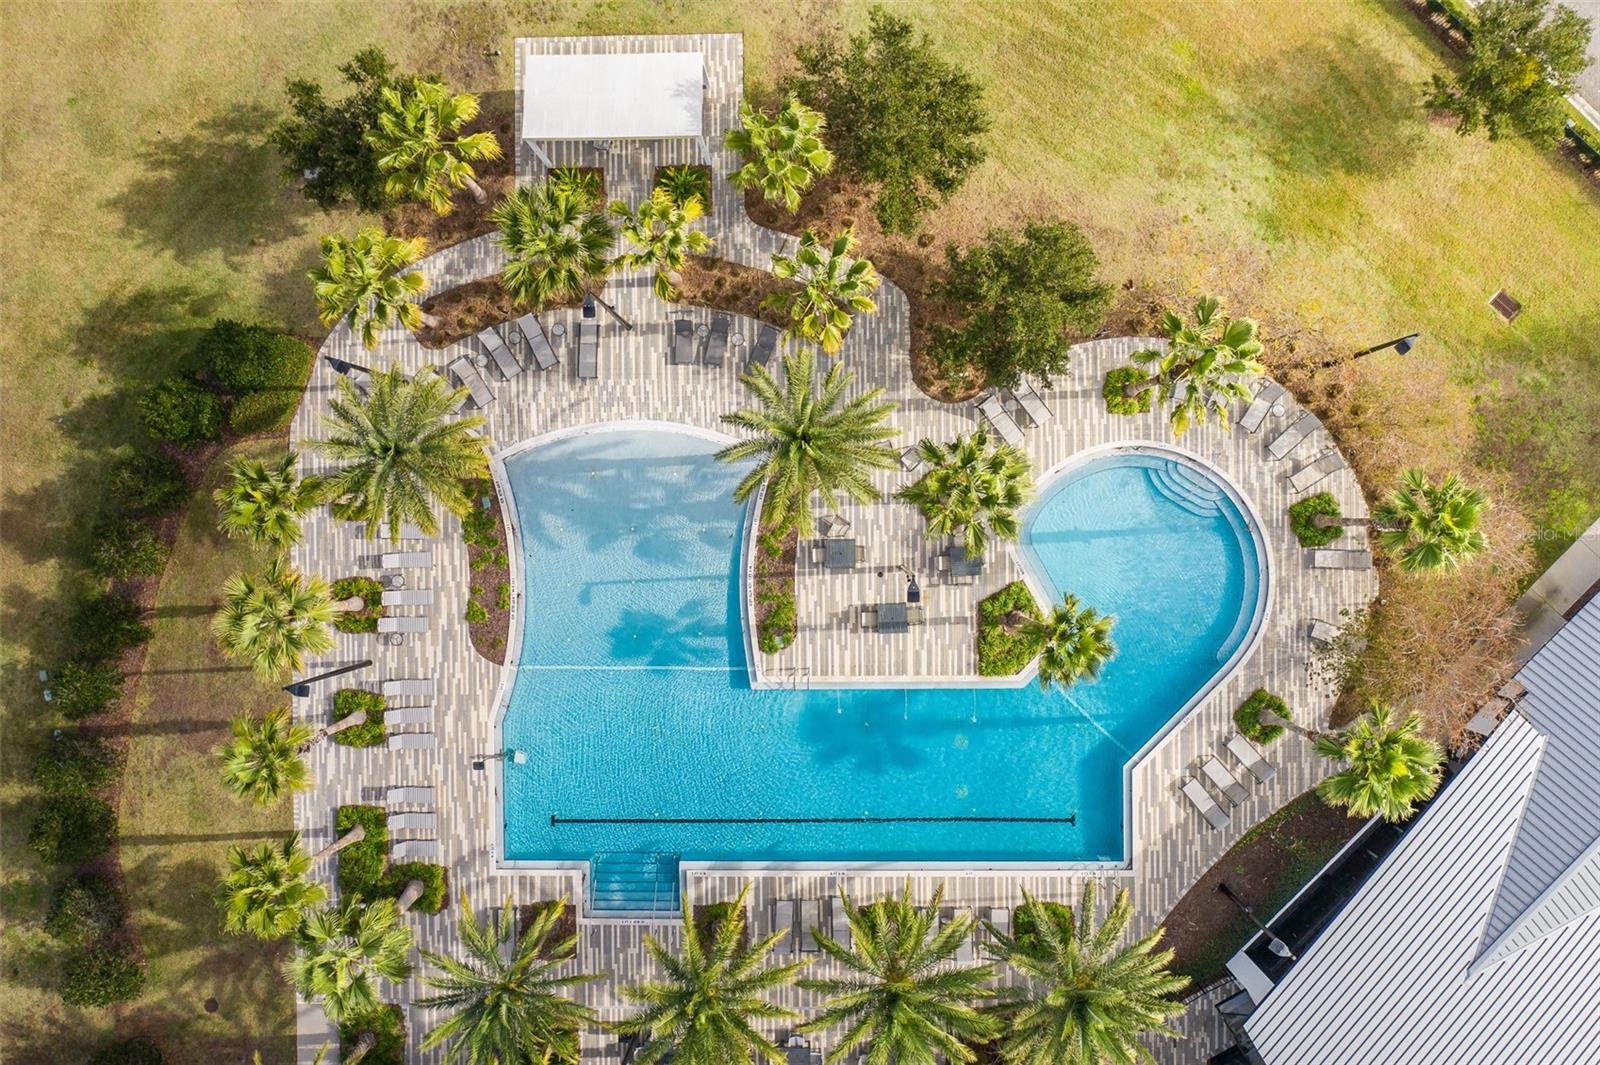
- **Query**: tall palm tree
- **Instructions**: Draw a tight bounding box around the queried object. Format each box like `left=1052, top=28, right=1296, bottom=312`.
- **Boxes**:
left=800, top=883, right=999, bottom=1065
left=493, top=181, right=615, bottom=308
left=1020, top=594, right=1116, bottom=692
left=1314, top=703, right=1443, bottom=822
left=216, top=706, right=313, bottom=806
left=220, top=832, right=327, bottom=939
left=1125, top=296, right=1265, bottom=436
left=725, top=97, right=834, bottom=211
left=1373, top=470, right=1489, bottom=573
left=213, top=558, right=335, bottom=679
left=419, top=895, right=601, bottom=1065
left=765, top=229, right=880, bottom=355
left=214, top=451, right=319, bottom=549
left=717, top=348, right=900, bottom=537
left=611, top=188, right=713, bottom=300
left=368, top=79, right=502, bottom=212
left=309, top=228, right=432, bottom=350
left=986, top=884, right=1189, bottom=1065
left=287, top=898, right=415, bottom=1025
left=614, top=884, right=806, bottom=1065
left=897, top=429, right=1034, bottom=558
left=314, top=367, right=489, bottom=540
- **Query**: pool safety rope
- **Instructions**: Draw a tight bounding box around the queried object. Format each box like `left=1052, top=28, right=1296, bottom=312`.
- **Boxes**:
left=552, top=813, right=1076, bottom=825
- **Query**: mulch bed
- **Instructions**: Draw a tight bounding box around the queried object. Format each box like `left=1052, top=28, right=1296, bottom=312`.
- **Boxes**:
left=753, top=523, right=798, bottom=648
left=414, top=277, right=522, bottom=349
left=464, top=478, right=511, bottom=664
left=673, top=255, right=796, bottom=332
left=383, top=93, right=516, bottom=252
left=518, top=900, right=580, bottom=957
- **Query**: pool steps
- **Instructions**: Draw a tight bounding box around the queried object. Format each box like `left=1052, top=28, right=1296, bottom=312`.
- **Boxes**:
left=588, top=851, right=682, bottom=915
left=1144, top=461, right=1225, bottom=517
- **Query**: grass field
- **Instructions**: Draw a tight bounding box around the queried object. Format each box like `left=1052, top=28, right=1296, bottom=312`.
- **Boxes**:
left=1, top=0, right=1597, bottom=1060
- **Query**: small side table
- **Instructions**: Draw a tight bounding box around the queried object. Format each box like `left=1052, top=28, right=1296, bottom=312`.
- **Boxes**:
left=551, top=322, right=567, bottom=344
left=696, top=323, right=711, bottom=340
left=731, top=332, right=747, bottom=349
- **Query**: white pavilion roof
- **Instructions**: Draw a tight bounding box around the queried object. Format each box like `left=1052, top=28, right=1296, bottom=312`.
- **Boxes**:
left=520, top=51, right=705, bottom=142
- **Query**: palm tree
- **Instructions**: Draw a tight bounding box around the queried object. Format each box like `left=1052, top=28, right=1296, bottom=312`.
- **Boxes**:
left=214, top=451, right=319, bottom=549
left=1020, top=595, right=1117, bottom=692
left=717, top=348, right=900, bottom=538
left=1125, top=296, right=1265, bottom=436
left=800, top=882, right=999, bottom=1065
left=611, top=188, right=713, bottom=300
left=614, top=884, right=806, bottom=1065
left=220, top=832, right=327, bottom=939
left=287, top=898, right=415, bottom=1025
left=368, top=79, right=502, bottom=212
left=765, top=229, right=880, bottom=356
left=213, top=558, right=335, bottom=679
left=725, top=97, right=834, bottom=211
left=217, top=706, right=313, bottom=806
left=987, top=884, right=1189, bottom=1065
left=1372, top=470, right=1489, bottom=573
left=419, top=895, right=601, bottom=1065
left=493, top=181, right=615, bottom=308
left=309, top=227, right=432, bottom=350
left=1314, top=703, right=1443, bottom=822
left=314, top=367, right=489, bottom=539
left=897, top=429, right=1034, bottom=558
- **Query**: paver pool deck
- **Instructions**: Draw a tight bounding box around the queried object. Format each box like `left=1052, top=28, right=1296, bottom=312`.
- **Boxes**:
left=286, top=32, right=1376, bottom=1064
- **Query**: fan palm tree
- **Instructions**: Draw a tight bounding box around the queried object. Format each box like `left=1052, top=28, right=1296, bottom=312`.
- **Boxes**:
left=614, top=884, right=806, bottom=1065
left=1020, top=594, right=1117, bottom=692
left=1124, top=296, right=1265, bottom=436
left=986, top=884, right=1189, bottom=1065
left=216, top=705, right=313, bottom=806
left=765, top=228, right=880, bottom=355
left=725, top=97, right=834, bottom=211
left=214, top=451, right=319, bottom=549
left=309, top=228, right=432, bottom=350
left=220, top=832, right=327, bottom=939
left=419, top=894, right=601, bottom=1065
left=800, top=882, right=999, bottom=1065
left=493, top=181, right=615, bottom=308
left=1314, top=702, right=1444, bottom=822
left=1374, top=470, right=1489, bottom=573
left=213, top=558, right=335, bottom=679
left=287, top=898, right=415, bottom=1025
left=611, top=188, right=713, bottom=300
left=314, top=367, right=489, bottom=540
left=717, top=348, right=900, bottom=537
left=897, top=429, right=1034, bottom=558
left=368, top=79, right=502, bottom=212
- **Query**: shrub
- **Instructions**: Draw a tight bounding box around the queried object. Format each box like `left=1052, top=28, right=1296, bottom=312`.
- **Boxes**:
left=465, top=599, right=489, bottom=624
left=1288, top=493, right=1345, bottom=548
left=331, top=576, right=383, bottom=633
left=656, top=164, right=711, bottom=209
left=138, top=378, right=224, bottom=447
left=496, top=582, right=511, bottom=610
left=1011, top=899, right=1071, bottom=946
left=1235, top=689, right=1289, bottom=744
left=60, top=944, right=146, bottom=1007
left=89, top=518, right=170, bottom=579
left=332, top=688, right=387, bottom=748
left=757, top=590, right=796, bottom=654
left=29, top=794, right=117, bottom=863
left=45, top=873, right=126, bottom=945
left=549, top=165, right=602, bottom=205
left=53, top=661, right=124, bottom=720
left=108, top=451, right=189, bottom=515
left=228, top=388, right=302, bottom=436
left=1103, top=367, right=1153, bottom=415
left=335, top=805, right=447, bottom=913
left=977, top=581, right=1042, bottom=676
left=199, top=319, right=315, bottom=393
left=387, top=862, right=448, bottom=912
left=339, top=1004, right=405, bottom=1065
left=692, top=901, right=749, bottom=950
left=34, top=731, right=123, bottom=794
left=89, top=1037, right=164, bottom=1065
left=69, top=592, right=151, bottom=662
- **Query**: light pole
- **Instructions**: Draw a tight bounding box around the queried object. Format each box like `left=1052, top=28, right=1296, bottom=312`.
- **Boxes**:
left=284, top=659, right=373, bottom=699
left=1318, top=332, right=1419, bottom=370
left=324, top=355, right=376, bottom=377
left=583, top=290, right=634, bottom=331
left=1217, top=882, right=1295, bottom=959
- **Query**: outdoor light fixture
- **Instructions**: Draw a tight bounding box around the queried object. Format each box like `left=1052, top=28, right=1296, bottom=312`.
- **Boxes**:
left=1217, top=881, right=1296, bottom=960
left=1319, top=332, right=1420, bottom=370
left=284, top=659, right=373, bottom=698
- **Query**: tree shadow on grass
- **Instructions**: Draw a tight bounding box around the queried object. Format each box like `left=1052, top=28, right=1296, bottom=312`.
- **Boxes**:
left=69, top=281, right=228, bottom=386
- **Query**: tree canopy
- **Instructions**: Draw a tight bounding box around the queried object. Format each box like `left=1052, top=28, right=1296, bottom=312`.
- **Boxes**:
left=270, top=47, right=406, bottom=212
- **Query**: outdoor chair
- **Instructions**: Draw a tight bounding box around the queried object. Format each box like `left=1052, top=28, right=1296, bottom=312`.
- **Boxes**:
left=798, top=900, right=822, bottom=952
left=448, top=356, right=495, bottom=409
left=748, top=324, right=779, bottom=369
left=976, top=393, right=1026, bottom=448
left=513, top=313, right=559, bottom=370
left=703, top=314, right=730, bottom=367
left=900, top=444, right=925, bottom=473
left=386, top=731, right=436, bottom=751
left=381, top=679, right=434, bottom=698
left=577, top=323, right=599, bottom=379
left=670, top=317, right=697, bottom=365
left=771, top=900, right=796, bottom=954
left=377, top=615, right=429, bottom=634
left=386, top=785, right=435, bottom=806
left=387, top=810, right=438, bottom=833
left=1201, top=756, right=1250, bottom=804
left=382, top=588, right=434, bottom=607
left=1238, top=381, right=1288, bottom=435
left=829, top=898, right=852, bottom=949
left=1226, top=734, right=1278, bottom=784
left=1266, top=411, right=1320, bottom=461
left=478, top=326, right=523, bottom=380
left=377, top=521, right=430, bottom=540
left=378, top=550, right=432, bottom=569
left=391, top=838, right=442, bottom=862
left=1012, top=379, right=1053, bottom=427
left=383, top=704, right=433, bottom=728
left=1288, top=449, right=1347, bottom=494
left=988, top=906, right=1011, bottom=939
left=1181, top=777, right=1231, bottom=830
left=1310, top=548, right=1372, bottom=570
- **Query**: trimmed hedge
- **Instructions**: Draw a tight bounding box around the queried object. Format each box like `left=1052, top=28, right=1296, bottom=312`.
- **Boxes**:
left=1235, top=688, right=1289, bottom=744
left=1103, top=366, right=1153, bottom=415
left=139, top=377, right=224, bottom=447
left=335, top=805, right=447, bottom=913
left=331, top=576, right=383, bottom=633
left=89, top=518, right=170, bottom=579
left=53, top=661, right=124, bottom=720
left=977, top=581, right=1042, bottom=676
left=69, top=591, right=151, bottom=662
left=45, top=873, right=126, bottom=945
left=200, top=319, right=314, bottom=393
left=29, top=794, right=117, bottom=864
left=34, top=730, right=124, bottom=794
left=60, top=944, right=146, bottom=1007
left=108, top=451, right=190, bottom=516
left=339, top=1004, right=405, bottom=1065
left=228, top=387, right=302, bottom=435
left=89, top=1037, right=164, bottom=1065
left=331, top=688, right=386, bottom=748
left=1288, top=492, right=1345, bottom=548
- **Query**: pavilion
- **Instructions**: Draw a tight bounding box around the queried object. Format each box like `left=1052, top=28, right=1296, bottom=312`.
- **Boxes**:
left=518, top=50, right=709, bottom=169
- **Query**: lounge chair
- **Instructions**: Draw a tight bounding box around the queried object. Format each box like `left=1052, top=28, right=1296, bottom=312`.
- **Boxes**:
left=798, top=900, right=822, bottom=952
left=1266, top=411, right=1320, bottom=460
left=577, top=323, right=599, bottom=379
left=748, top=324, right=779, bottom=369
left=379, top=550, right=432, bottom=569
left=448, top=356, right=495, bottom=409
left=976, top=393, right=1025, bottom=448
left=478, top=327, right=523, bottom=380
left=391, top=838, right=442, bottom=862
left=771, top=900, right=796, bottom=954
left=1238, top=381, right=1288, bottom=435
left=383, top=704, right=433, bottom=728
left=988, top=906, right=1011, bottom=939
left=1201, top=756, right=1250, bottom=805
left=1311, top=548, right=1372, bottom=570
left=387, top=731, right=436, bottom=751
left=386, top=785, right=435, bottom=806
left=381, top=588, right=434, bottom=607
left=377, top=521, right=430, bottom=540
left=829, top=898, right=852, bottom=949
left=377, top=615, right=429, bottom=634
left=1288, top=450, right=1347, bottom=494
left=513, top=313, right=559, bottom=370
left=900, top=445, right=924, bottom=473
left=1308, top=619, right=1340, bottom=646
left=703, top=314, right=730, bottom=368
left=1181, top=777, right=1230, bottom=831
left=1012, top=379, right=1053, bottom=427
left=381, top=679, right=433, bottom=698
left=940, top=910, right=975, bottom=963
left=670, top=317, right=697, bottom=365
left=387, top=811, right=438, bottom=832
left=1227, top=734, right=1278, bottom=784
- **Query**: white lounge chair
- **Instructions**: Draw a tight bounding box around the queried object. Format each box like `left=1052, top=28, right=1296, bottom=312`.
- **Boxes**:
left=377, top=615, right=429, bottom=634
left=1288, top=449, right=1347, bottom=494
left=1011, top=379, right=1053, bottom=427
left=976, top=393, right=1026, bottom=448
left=1238, top=381, right=1288, bottom=435
left=1201, top=756, right=1250, bottom=805
left=383, top=704, right=433, bottom=728
left=798, top=900, right=822, bottom=952
left=478, top=326, right=523, bottom=380
left=387, top=811, right=437, bottom=832
left=381, top=588, right=434, bottom=607
left=386, top=785, right=436, bottom=806
left=1227, top=734, right=1278, bottom=784
left=1311, top=548, right=1372, bottom=570
left=771, top=900, right=796, bottom=954
left=377, top=521, right=430, bottom=540
left=513, top=313, right=559, bottom=370
left=829, top=899, right=852, bottom=949
left=941, top=910, right=975, bottom=963
left=391, top=838, right=442, bottom=862
left=381, top=679, right=433, bottom=698
left=448, top=356, right=495, bottom=409
left=379, top=550, right=432, bottom=569
left=577, top=323, right=599, bottom=379
left=1182, top=777, right=1230, bottom=830
left=387, top=731, right=436, bottom=751
left=1267, top=411, right=1321, bottom=460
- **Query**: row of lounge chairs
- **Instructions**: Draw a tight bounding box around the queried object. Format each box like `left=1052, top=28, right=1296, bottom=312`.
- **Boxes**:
left=447, top=317, right=600, bottom=410
left=383, top=678, right=435, bottom=750
left=1181, top=733, right=1278, bottom=831
left=973, top=380, right=1054, bottom=447
left=769, top=898, right=1010, bottom=961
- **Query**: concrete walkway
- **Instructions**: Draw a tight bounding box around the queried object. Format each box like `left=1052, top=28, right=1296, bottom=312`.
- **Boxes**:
left=1514, top=515, right=1600, bottom=660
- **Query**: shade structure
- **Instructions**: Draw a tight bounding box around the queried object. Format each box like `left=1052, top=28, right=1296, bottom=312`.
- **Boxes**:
left=520, top=51, right=705, bottom=143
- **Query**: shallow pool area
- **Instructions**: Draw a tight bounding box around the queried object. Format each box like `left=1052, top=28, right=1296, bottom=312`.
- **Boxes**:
left=500, top=429, right=1263, bottom=870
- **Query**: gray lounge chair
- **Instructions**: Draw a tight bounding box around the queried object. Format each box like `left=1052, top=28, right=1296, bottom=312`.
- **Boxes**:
left=1289, top=450, right=1347, bottom=494
left=771, top=900, right=796, bottom=954
left=671, top=317, right=697, bottom=365
left=1311, top=548, right=1372, bottom=570
left=1266, top=411, right=1320, bottom=460
left=382, top=679, right=433, bottom=698
left=448, top=356, right=495, bottom=409
left=900, top=445, right=925, bottom=473
left=383, top=704, right=433, bottom=728
left=391, top=838, right=442, bottom=862
left=379, top=550, right=432, bottom=569
left=387, top=811, right=438, bottom=832
left=798, top=900, right=822, bottom=952
left=1239, top=381, right=1288, bottom=434
left=748, top=324, right=779, bottom=369
left=988, top=906, right=1011, bottom=938
left=386, top=785, right=435, bottom=806
left=387, top=731, right=436, bottom=751
left=377, top=521, right=430, bottom=540
left=1226, top=734, right=1277, bottom=784
left=940, top=910, right=975, bottom=963
left=381, top=588, right=434, bottom=607
left=976, top=393, right=1025, bottom=447
left=1012, top=379, right=1053, bottom=427
left=1182, top=777, right=1230, bottom=830
left=478, top=327, right=523, bottom=380
left=513, top=313, right=559, bottom=370
left=703, top=314, right=730, bottom=368
left=1201, top=756, right=1250, bottom=805
left=829, top=898, right=852, bottom=949
left=377, top=615, right=429, bottom=634
left=1309, top=619, right=1340, bottom=646
left=577, top=323, right=599, bottom=379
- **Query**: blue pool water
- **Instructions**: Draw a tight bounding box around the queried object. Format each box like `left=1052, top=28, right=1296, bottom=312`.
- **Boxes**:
left=501, top=429, right=1261, bottom=865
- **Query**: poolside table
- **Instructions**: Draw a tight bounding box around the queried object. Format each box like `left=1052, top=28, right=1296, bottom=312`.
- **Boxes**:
left=948, top=545, right=983, bottom=578
left=876, top=602, right=909, bottom=634
left=822, top=538, right=858, bottom=570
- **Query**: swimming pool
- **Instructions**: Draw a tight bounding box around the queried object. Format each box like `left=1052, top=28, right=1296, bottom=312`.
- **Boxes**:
left=499, top=428, right=1264, bottom=868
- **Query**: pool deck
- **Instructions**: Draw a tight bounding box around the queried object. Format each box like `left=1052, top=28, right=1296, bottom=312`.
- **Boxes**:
left=285, top=32, right=1375, bottom=1065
